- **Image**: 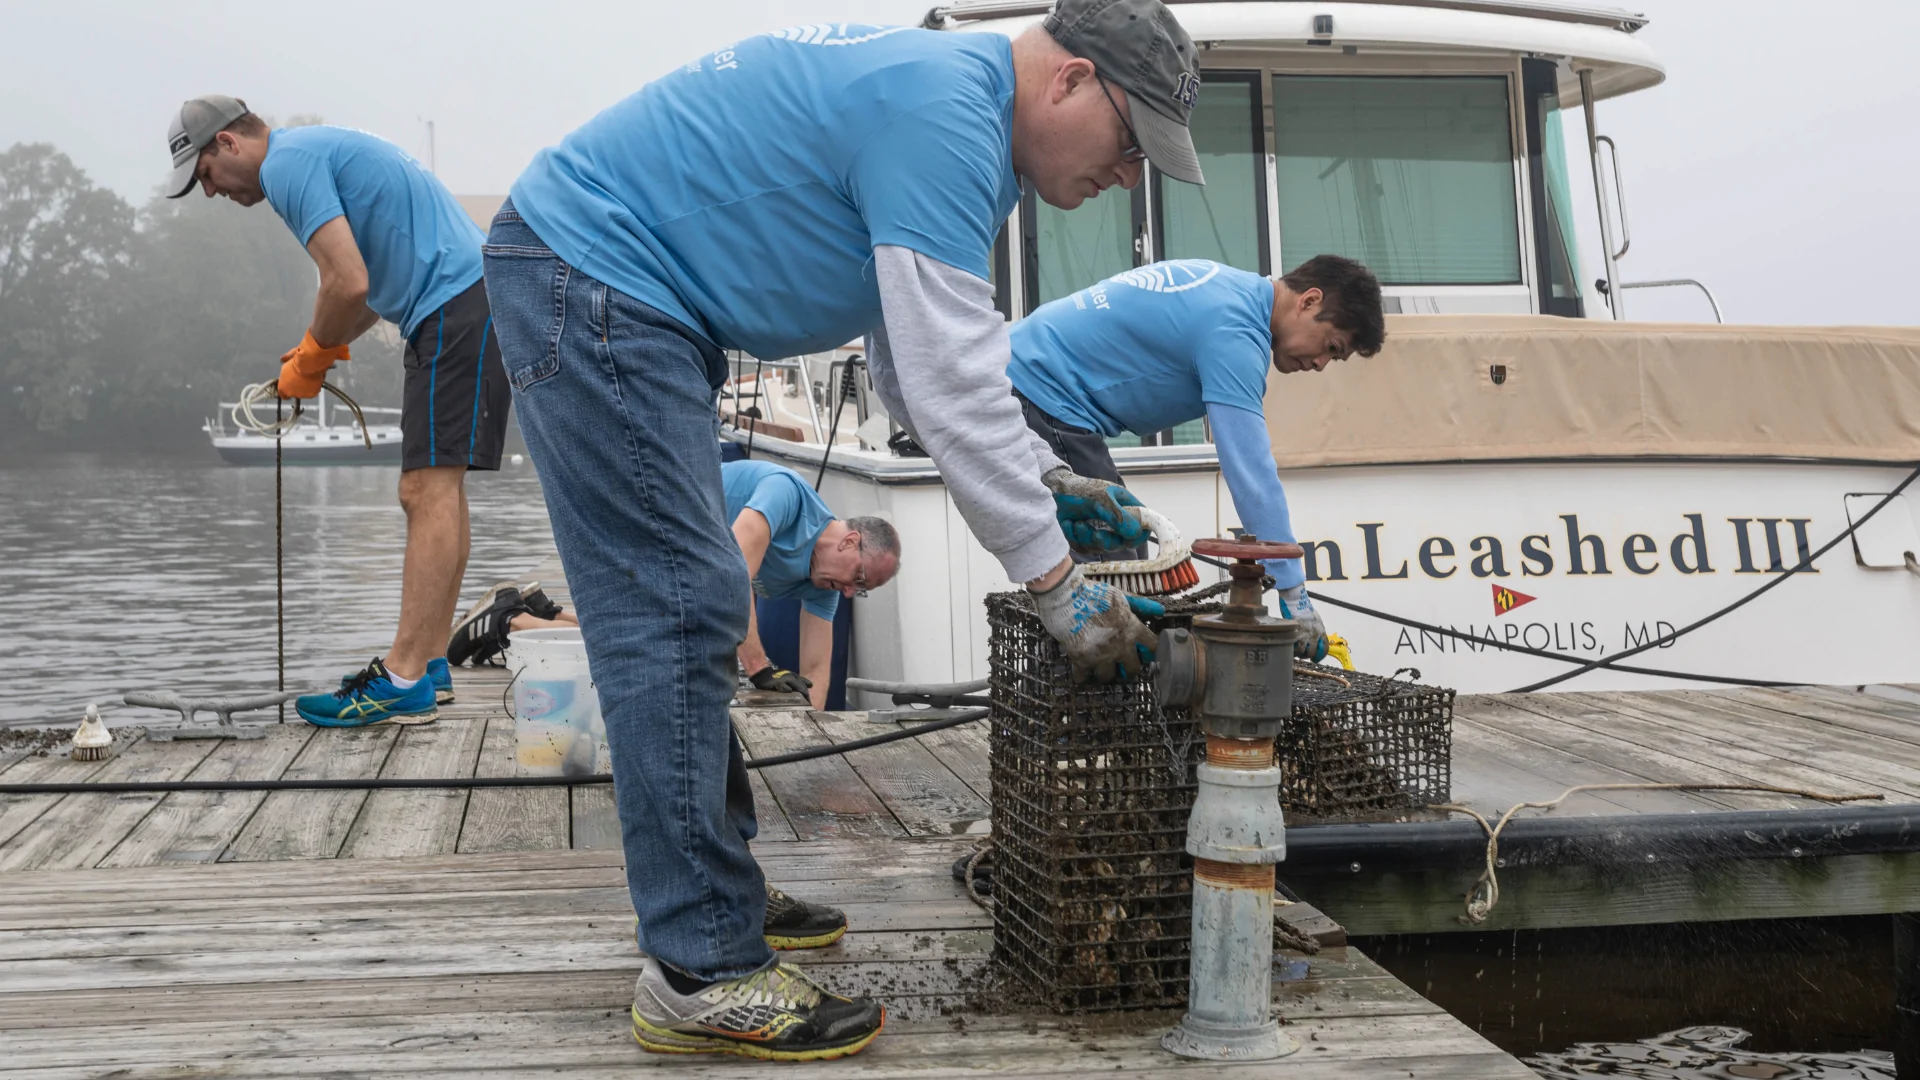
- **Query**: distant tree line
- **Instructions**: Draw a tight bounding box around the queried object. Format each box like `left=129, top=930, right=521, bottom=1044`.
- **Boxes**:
left=0, top=125, right=403, bottom=452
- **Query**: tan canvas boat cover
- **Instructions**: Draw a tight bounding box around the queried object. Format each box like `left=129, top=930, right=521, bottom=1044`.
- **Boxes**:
left=1262, top=315, right=1920, bottom=467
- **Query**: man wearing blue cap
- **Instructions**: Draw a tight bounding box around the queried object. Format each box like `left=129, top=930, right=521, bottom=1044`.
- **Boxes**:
left=163, top=97, right=510, bottom=726
left=484, top=0, right=1206, bottom=1059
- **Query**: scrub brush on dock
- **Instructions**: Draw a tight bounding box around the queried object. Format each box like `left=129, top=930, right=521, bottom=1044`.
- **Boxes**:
left=1080, top=507, right=1201, bottom=596
left=71, top=704, right=113, bottom=761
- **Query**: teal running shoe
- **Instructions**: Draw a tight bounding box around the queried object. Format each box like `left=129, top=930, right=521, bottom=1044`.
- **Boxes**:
left=300, top=658, right=438, bottom=728
left=427, top=657, right=454, bottom=705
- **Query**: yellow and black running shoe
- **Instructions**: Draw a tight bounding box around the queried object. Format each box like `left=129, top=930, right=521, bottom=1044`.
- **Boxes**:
left=763, top=883, right=847, bottom=949
left=631, top=958, right=884, bottom=1060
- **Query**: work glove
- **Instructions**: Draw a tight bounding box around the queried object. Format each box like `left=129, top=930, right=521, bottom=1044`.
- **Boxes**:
left=749, top=665, right=813, bottom=695
left=1031, top=564, right=1163, bottom=683
left=1042, top=467, right=1149, bottom=554
left=1276, top=584, right=1329, bottom=663
left=276, top=331, right=351, bottom=399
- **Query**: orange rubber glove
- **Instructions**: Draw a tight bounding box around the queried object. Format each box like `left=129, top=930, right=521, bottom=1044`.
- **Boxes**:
left=276, top=331, right=351, bottom=399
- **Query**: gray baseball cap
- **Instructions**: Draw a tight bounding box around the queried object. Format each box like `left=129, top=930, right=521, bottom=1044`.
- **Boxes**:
left=1044, top=0, right=1205, bottom=185
left=164, top=95, right=250, bottom=199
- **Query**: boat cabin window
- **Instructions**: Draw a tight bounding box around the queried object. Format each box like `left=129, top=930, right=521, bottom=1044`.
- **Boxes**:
left=1522, top=58, right=1585, bottom=317
left=1272, top=75, right=1521, bottom=285
left=1155, top=72, right=1268, bottom=274
left=1022, top=185, right=1134, bottom=310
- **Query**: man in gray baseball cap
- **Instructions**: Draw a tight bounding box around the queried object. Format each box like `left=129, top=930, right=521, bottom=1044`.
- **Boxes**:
left=164, top=94, right=251, bottom=200
left=1045, top=0, right=1206, bottom=185
left=161, top=94, right=513, bottom=730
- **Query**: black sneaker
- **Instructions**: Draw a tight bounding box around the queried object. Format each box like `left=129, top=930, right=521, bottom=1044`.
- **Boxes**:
left=518, top=581, right=566, bottom=621
left=631, top=957, right=883, bottom=1060
left=763, top=883, right=847, bottom=950
left=447, top=586, right=526, bottom=666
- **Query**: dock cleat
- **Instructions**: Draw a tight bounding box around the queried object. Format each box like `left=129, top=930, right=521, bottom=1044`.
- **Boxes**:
left=763, top=883, right=847, bottom=950
left=447, top=586, right=527, bottom=667
left=300, top=657, right=439, bottom=728
left=630, top=957, right=884, bottom=1060
left=427, top=657, right=454, bottom=704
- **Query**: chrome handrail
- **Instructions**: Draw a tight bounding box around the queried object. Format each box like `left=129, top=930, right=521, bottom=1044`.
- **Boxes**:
left=1596, top=134, right=1631, bottom=260
left=1619, top=278, right=1725, bottom=323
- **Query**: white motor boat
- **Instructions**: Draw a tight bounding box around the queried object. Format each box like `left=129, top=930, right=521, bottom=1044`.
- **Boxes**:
left=202, top=394, right=404, bottom=466
left=721, top=0, right=1920, bottom=698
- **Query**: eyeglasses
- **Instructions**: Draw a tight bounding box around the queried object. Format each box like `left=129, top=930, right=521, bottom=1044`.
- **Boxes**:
left=850, top=538, right=870, bottom=598
left=1097, top=75, right=1148, bottom=165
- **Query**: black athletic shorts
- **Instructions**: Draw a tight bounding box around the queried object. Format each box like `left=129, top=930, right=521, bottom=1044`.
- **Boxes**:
left=402, top=278, right=512, bottom=472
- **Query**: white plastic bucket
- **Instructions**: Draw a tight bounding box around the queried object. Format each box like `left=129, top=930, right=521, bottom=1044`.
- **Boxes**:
left=505, top=628, right=607, bottom=777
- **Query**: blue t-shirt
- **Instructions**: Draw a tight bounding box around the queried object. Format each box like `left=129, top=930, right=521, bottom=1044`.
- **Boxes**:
left=509, top=25, right=1021, bottom=358
left=722, top=460, right=841, bottom=622
left=258, top=126, right=484, bottom=338
left=1008, top=260, right=1275, bottom=437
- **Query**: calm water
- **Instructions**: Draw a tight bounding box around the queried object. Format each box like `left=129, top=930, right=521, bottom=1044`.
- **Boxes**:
left=0, top=451, right=555, bottom=727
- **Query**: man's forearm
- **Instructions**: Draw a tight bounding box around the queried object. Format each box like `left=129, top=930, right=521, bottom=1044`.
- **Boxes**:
left=737, top=595, right=770, bottom=675
left=869, top=245, right=1066, bottom=584
left=309, top=285, right=376, bottom=348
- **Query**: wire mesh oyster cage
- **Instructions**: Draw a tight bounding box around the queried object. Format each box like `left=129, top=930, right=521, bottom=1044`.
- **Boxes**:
left=985, top=590, right=1200, bottom=1013
left=982, top=590, right=1452, bottom=1013
left=1284, top=668, right=1453, bottom=822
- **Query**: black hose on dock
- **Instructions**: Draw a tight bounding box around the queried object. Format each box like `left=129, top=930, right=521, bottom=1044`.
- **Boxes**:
left=0, top=708, right=988, bottom=795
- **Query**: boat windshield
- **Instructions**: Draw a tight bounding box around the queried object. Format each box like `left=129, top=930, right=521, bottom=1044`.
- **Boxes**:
left=1274, top=75, right=1521, bottom=285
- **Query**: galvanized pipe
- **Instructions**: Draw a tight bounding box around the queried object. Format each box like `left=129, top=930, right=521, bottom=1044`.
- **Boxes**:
left=1156, top=538, right=1305, bottom=1061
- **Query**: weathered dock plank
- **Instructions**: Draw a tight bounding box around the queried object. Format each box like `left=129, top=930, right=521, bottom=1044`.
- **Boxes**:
left=0, top=735, right=219, bottom=871
left=733, top=707, right=903, bottom=839
left=1564, top=689, right=1920, bottom=799
left=809, top=710, right=989, bottom=836
left=1458, top=694, right=1798, bottom=810
left=223, top=724, right=399, bottom=861
left=0, top=840, right=1534, bottom=1079
left=458, top=710, right=571, bottom=853
left=96, top=724, right=314, bottom=867
left=0, top=735, right=132, bottom=848
left=338, top=715, right=489, bottom=859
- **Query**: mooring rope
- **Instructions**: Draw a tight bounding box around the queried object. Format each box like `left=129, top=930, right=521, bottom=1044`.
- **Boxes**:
left=961, top=838, right=994, bottom=911
left=1433, top=783, right=1886, bottom=926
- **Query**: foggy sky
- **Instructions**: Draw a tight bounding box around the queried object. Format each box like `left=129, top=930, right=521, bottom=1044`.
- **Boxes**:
left=4, top=0, right=1915, bottom=325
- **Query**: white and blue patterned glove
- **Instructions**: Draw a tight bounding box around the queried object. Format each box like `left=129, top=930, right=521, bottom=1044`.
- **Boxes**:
left=1276, top=584, right=1328, bottom=662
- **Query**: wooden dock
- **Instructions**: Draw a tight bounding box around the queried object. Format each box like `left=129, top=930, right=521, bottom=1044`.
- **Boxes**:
left=4, top=562, right=1919, bottom=1074
left=0, top=656, right=1537, bottom=1078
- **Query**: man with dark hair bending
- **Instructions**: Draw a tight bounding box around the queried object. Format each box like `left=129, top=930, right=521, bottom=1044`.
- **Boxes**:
left=161, top=95, right=510, bottom=725
left=1009, top=254, right=1386, bottom=662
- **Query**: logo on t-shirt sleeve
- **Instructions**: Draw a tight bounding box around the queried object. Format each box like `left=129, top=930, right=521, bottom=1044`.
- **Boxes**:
left=769, top=23, right=912, bottom=47
left=1110, top=260, right=1221, bottom=294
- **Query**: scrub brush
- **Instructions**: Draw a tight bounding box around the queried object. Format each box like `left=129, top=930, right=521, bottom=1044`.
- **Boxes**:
left=1080, top=507, right=1201, bottom=596
left=71, top=704, right=113, bottom=761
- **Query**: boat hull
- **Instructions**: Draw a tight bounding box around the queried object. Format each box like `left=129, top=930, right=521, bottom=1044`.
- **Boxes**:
left=209, top=432, right=404, bottom=467
left=735, top=439, right=1920, bottom=696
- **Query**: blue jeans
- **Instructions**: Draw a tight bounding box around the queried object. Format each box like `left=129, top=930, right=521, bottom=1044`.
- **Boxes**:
left=483, top=203, right=770, bottom=981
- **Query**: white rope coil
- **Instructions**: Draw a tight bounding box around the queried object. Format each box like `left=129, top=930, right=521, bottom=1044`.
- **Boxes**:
left=230, top=381, right=302, bottom=438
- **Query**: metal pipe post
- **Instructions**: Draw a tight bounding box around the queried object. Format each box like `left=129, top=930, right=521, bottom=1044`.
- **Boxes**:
left=1579, top=68, right=1624, bottom=319
left=1155, top=539, right=1306, bottom=1061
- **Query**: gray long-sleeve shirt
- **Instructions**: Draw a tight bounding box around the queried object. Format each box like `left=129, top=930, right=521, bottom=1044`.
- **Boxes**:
left=866, top=244, right=1067, bottom=584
